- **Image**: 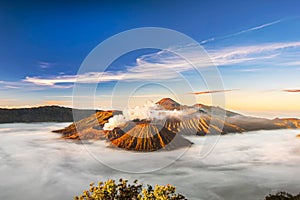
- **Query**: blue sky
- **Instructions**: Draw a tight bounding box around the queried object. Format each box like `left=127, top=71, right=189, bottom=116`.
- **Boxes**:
left=0, top=0, right=300, bottom=117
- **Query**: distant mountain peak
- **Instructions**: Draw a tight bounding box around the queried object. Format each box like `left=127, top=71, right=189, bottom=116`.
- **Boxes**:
left=156, top=98, right=182, bottom=110
left=157, top=97, right=178, bottom=103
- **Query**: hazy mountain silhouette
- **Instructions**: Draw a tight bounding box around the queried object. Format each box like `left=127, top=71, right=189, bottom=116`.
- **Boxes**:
left=0, top=106, right=98, bottom=123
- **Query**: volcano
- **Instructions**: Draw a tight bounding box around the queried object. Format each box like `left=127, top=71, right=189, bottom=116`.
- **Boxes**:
left=54, top=98, right=300, bottom=151
left=156, top=98, right=183, bottom=110
left=105, top=121, right=192, bottom=151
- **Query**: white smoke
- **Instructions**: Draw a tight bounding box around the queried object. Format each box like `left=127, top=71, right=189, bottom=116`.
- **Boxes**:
left=123, top=100, right=158, bottom=121
left=103, top=100, right=187, bottom=131
left=103, top=114, right=127, bottom=130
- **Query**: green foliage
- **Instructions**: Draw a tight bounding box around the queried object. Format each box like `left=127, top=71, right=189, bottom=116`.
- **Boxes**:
left=265, top=191, right=300, bottom=200
left=74, top=178, right=187, bottom=200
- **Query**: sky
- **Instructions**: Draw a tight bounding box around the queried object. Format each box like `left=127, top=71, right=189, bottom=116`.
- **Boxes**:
left=0, top=0, right=300, bottom=118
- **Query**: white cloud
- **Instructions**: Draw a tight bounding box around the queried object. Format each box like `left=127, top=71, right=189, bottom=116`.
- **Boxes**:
left=201, top=19, right=282, bottom=44
left=0, top=79, right=72, bottom=90
left=227, top=19, right=282, bottom=37
left=19, top=41, right=300, bottom=88
left=281, top=61, right=300, bottom=66
left=24, top=58, right=192, bottom=86
left=237, top=68, right=263, bottom=72
left=37, top=61, right=54, bottom=69
left=24, top=75, right=77, bottom=86
left=208, top=42, right=300, bottom=64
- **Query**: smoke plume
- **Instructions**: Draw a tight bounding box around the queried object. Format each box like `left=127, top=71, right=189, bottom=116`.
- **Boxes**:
left=103, top=100, right=185, bottom=130
left=103, top=114, right=127, bottom=131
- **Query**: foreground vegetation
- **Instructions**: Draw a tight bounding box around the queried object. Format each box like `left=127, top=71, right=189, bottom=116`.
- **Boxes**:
left=74, top=179, right=187, bottom=200
left=265, top=192, right=300, bottom=200
left=75, top=178, right=300, bottom=200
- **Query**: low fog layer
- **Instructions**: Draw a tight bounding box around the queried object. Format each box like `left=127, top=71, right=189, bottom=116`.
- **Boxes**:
left=0, top=123, right=300, bottom=200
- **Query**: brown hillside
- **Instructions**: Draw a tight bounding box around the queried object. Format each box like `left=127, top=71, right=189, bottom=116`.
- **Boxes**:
left=105, top=121, right=192, bottom=151
left=53, top=98, right=300, bottom=152
left=156, top=98, right=182, bottom=110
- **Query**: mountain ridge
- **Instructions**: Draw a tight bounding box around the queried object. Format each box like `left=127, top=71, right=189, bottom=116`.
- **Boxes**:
left=0, top=106, right=99, bottom=123
left=53, top=98, right=300, bottom=151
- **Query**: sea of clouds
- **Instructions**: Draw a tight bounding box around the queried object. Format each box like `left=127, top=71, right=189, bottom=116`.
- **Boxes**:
left=0, top=123, right=300, bottom=200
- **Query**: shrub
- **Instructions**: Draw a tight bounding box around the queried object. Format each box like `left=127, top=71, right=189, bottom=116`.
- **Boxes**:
left=265, top=191, right=300, bottom=200
left=74, top=178, right=187, bottom=200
